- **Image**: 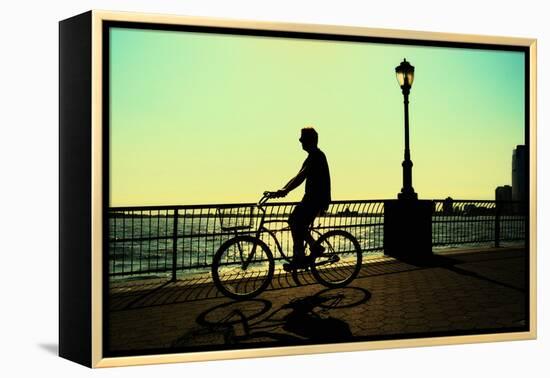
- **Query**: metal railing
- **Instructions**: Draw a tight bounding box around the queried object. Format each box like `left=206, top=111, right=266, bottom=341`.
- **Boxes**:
left=108, top=199, right=526, bottom=279
left=432, top=200, right=526, bottom=248
left=109, top=200, right=385, bottom=279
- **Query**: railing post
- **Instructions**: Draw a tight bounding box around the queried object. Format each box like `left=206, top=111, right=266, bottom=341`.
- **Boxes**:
left=494, top=203, right=501, bottom=248
left=171, top=209, right=179, bottom=282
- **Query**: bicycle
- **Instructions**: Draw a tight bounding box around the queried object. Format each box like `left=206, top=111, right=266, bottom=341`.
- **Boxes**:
left=211, top=192, right=362, bottom=300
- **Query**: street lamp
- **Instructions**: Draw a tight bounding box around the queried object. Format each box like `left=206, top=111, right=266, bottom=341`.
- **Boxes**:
left=395, top=58, right=418, bottom=200
left=384, top=59, right=432, bottom=260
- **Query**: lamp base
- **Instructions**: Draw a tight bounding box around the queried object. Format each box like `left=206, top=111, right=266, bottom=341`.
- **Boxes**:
left=384, top=199, right=433, bottom=260
left=398, top=191, right=418, bottom=200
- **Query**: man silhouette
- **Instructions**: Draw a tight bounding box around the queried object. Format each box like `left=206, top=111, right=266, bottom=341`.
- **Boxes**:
left=272, top=127, right=331, bottom=269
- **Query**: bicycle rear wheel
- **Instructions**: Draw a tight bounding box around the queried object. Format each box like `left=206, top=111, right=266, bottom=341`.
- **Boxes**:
left=310, top=230, right=362, bottom=288
left=212, top=236, right=274, bottom=300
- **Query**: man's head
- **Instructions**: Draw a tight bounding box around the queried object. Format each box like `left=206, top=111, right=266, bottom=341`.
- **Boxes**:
left=299, top=127, right=318, bottom=152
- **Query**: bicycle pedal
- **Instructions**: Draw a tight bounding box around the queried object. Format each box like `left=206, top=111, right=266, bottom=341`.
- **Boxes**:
left=282, top=263, right=293, bottom=272
left=283, top=262, right=310, bottom=272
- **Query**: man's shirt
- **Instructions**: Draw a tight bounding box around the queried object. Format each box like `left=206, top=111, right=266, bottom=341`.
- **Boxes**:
left=301, top=148, right=331, bottom=209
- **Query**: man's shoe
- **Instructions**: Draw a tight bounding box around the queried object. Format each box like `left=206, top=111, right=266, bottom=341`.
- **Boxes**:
left=310, top=244, right=326, bottom=257
left=283, top=256, right=311, bottom=272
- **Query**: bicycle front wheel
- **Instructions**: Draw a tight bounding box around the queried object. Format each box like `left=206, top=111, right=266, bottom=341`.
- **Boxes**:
left=311, top=230, right=362, bottom=288
left=212, top=236, right=274, bottom=300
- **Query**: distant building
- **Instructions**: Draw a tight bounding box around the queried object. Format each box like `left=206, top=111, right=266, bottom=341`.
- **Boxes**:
left=495, top=185, right=513, bottom=214
left=512, top=145, right=526, bottom=213
left=495, top=185, right=512, bottom=201
left=512, top=145, right=526, bottom=202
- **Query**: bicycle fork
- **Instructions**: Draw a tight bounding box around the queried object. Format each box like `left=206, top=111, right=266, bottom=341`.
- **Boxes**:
left=237, top=239, right=259, bottom=271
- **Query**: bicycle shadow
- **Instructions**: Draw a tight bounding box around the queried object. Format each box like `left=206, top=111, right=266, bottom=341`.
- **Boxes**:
left=171, top=286, right=371, bottom=348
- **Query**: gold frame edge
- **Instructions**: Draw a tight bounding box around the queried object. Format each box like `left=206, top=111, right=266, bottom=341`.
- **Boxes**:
left=91, top=10, right=104, bottom=368
left=88, top=9, right=538, bottom=368
left=528, top=40, right=537, bottom=339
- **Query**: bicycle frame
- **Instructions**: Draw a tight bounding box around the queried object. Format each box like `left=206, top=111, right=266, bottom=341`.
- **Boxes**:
left=212, top=195, right=363, bottom=298
left=239, top=195, right=290, bottom=269
left=237, top=194, right=324, bottom=269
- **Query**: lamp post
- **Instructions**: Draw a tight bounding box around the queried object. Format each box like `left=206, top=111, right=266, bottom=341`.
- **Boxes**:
left=384, top=58, right=432, bottom=260
left=395, top=58, right=418, bottom=200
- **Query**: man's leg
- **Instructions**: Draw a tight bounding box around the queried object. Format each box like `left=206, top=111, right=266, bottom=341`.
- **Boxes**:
left=304, top=227, right=316, bottom=249
left=304, top=206, right=323, bottom=254
left=288, top=204, right=308, bottom=262
left=289, top=203, right=321, bottom=264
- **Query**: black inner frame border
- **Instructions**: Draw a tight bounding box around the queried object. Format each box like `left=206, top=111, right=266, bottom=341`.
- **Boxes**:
left=101, top=19, right=531, bottom=359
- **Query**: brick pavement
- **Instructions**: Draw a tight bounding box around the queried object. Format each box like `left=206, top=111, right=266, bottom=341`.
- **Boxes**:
left=107, top=247, right=527, bottom=355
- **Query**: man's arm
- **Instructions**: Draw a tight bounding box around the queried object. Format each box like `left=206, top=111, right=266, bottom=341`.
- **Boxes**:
left=279, top=165, right=307, bottom=196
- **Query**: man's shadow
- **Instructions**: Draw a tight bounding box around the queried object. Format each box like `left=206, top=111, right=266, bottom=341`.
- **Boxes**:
left=172, top=287, right=371, bottom=348
left=277, top=292, right=356, bottom=342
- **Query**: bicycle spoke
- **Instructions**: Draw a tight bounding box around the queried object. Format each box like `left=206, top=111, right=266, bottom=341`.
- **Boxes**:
left=212, top=236, right=274, bottom=299
left=311, top=230, right=362, bottom=288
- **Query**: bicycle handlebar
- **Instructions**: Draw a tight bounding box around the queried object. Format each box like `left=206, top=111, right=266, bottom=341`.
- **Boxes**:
left=258, top=191, right=285, bottom=206
left=258, top=191, right=273, bottom=206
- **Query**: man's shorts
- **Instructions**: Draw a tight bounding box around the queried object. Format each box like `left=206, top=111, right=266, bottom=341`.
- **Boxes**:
left=288, top=201, right=325, bottom=230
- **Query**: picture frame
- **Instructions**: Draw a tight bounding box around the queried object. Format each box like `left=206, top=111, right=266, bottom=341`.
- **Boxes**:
left=59, top=10, right=537, bottom=368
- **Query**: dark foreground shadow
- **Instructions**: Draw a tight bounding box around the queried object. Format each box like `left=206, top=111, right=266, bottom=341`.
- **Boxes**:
left=398, top=254, right=525, bottom=292
left=171, top=287, right=371, bottom=348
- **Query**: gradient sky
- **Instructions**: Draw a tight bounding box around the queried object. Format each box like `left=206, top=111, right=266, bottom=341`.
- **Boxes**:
left=109, top=27, right=525, bottom=206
